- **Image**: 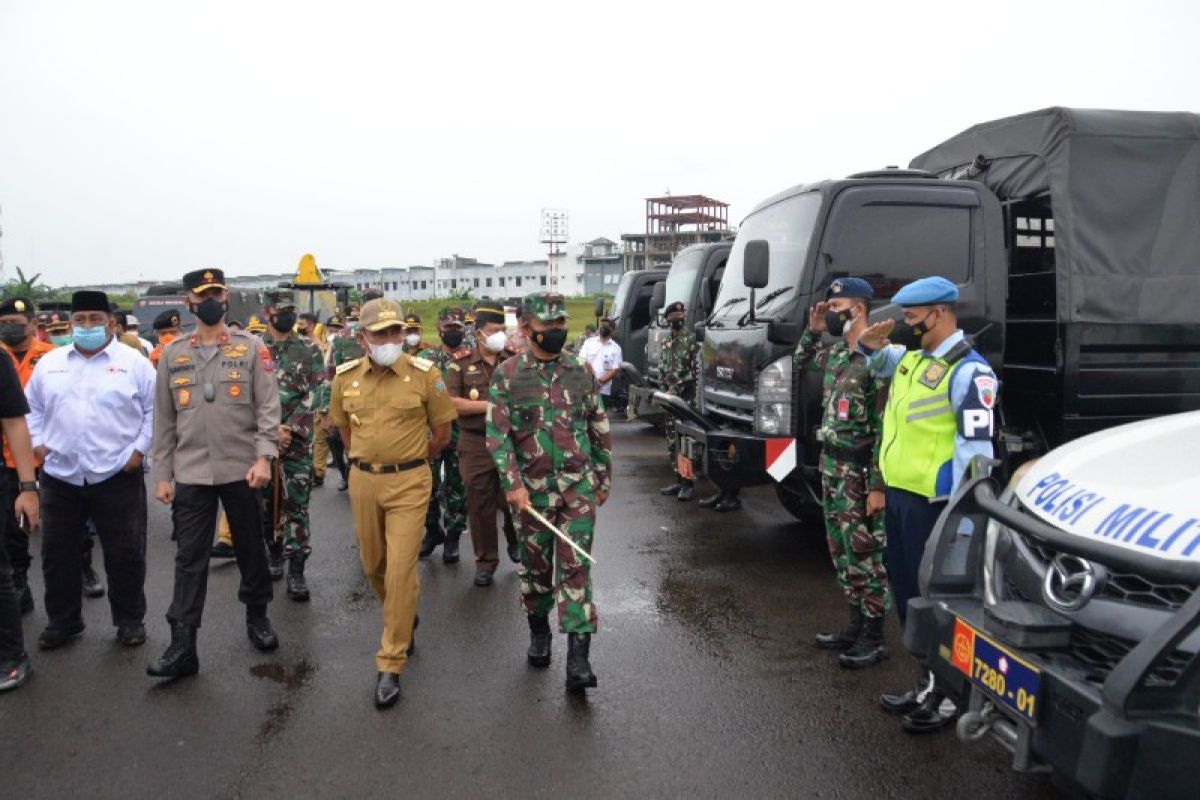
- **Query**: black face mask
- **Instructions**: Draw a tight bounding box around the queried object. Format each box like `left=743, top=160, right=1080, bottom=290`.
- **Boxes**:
left=441, top=330, right=465, bottom=348
left=891, top=312, right=935, bottom=350
left=271, top=311, right=297, bottom=334
left=668, top=317, right=684, bottom=331
left=824, top=309, right=853, bottom=338
left=532, top=327, right=569, bottom=355
left=599, top=324, right=614, bottom=338
left=0, top=322, right=29, bottom=347
left=192, top=298, right=228, bottom=326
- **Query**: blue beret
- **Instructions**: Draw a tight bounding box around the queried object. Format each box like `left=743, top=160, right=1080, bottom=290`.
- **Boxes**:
left=826, top=277, right=873, bottom=301
left=892, top=276, right=959, bottom=307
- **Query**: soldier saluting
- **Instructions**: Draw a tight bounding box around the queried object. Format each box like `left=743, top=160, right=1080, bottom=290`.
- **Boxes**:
left=485, top=293, right=612, bottom=692
left=148, top=268, right=282, bottom=680
left=794, top=278, right=891, bottom=669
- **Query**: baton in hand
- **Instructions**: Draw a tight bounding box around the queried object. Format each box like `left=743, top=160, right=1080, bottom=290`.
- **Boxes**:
left=520, top=504, right=597, bottom=566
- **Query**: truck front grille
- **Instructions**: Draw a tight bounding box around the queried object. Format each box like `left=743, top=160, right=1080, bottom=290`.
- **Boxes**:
left=1026, top=540, right=1195, bottom=612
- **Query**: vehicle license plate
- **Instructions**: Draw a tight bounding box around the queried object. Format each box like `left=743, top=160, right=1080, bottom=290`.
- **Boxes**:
left=948, top=617, right=1041, bottom=725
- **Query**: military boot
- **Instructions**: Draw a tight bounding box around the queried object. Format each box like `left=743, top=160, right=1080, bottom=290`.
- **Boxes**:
left=697, top=491, right=723, bottom=509
left=815, top=605, right=863, bottom=650
left=418, top=525, right=444, bottom=558
left=246, top=606, right=279, bottom=652
left=677, top=479, right=695, bottom=501
left=146, top=623, right=199, bottom=679
left=838, top=616, right=889, bottom=668
left=267, top=544, right=285, bottom=581
left=286, top=555, right=310, bottom=602
left=442, top=533, right=460, bottom=564
left=527, top=615, right=552, bottom=668
left=565, top=633, right=597, bottom=691
left=13, top=570, right=33, bottom=616
left=659, top=482, right=685, bottom=496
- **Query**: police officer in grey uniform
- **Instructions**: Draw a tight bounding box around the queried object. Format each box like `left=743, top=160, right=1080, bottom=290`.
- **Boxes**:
left=147, top=268, right=282, bottom=680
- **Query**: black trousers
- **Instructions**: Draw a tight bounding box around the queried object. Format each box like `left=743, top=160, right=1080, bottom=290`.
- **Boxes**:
left=168, top=481, right=272, bottom=628
left=0, top=474, right=24, bottom=662
left=41, top=470, right=148, bottom=630
left=884, top=487, right=947, bottom=626
left=2, top=468, right=31, bottom=575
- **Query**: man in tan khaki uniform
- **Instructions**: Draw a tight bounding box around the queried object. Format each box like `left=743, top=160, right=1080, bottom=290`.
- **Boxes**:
left=329, top=299, right=456, bottom=709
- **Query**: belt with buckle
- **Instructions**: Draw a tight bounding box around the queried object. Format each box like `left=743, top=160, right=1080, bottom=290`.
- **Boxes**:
left=351, top=459, right=427, bottom=474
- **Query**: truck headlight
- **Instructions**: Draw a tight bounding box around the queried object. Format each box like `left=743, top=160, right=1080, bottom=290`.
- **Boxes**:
left=755, top=358, right=792, bottom=436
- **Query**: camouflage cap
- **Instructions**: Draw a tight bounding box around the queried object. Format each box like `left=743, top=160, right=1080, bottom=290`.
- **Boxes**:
left=523, top=293, right=568, bottom=323
left=361, top=299, right=405, bottom=332
left=437, top=306, right=465, bottom=325
left=261, top=289, right=296, bottom=310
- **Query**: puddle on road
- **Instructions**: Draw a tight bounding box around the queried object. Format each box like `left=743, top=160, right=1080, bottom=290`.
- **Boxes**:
left=249, top=659, right=315, bottom=745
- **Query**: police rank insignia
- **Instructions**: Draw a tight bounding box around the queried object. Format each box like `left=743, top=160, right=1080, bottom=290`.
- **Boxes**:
left=174, top=355, right=191, bottom=365
left=227, top=370, right=242, bottom=380
left=918, top=362, right=948, bottom=389
left=178, top=388, right=192, bottom=406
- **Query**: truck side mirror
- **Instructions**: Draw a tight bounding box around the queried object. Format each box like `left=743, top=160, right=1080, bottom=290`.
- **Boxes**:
left=651, top=282, right=665, bottom=313
left=593, top=298, right=606, bottom=318
left=743, top=240, right=770, bottom=289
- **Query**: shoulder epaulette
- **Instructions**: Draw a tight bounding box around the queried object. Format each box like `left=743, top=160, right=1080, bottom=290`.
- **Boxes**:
left=451, top=348, right=472, bottom=361
left=336, top=358, right=362, bottom=374
left=408, top=355, right=433, bottom=372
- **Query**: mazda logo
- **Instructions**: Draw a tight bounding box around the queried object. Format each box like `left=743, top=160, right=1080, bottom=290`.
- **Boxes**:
left=1042, top=554, right=1097, bottom=612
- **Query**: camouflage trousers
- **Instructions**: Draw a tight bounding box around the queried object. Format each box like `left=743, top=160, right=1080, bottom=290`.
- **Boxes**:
left=820, top=454, right=890, bottom=619
left=516, top=480, right=598, bottom=634
left=426, top=448, right=467, bottom=538
left=261, top=454, right=313, bottom=558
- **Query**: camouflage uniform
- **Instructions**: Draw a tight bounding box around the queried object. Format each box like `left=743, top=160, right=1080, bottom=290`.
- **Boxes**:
left=486, top=295, right=612, bottom=633
left=659, top=326, right=700, bottom=474
left=328, top=330, right=364, bottom=368
left=261, top=332, right=328, bottom=558
left=794, top=329, right=890, bottom=619
left=418, top=341, right=470, bottom=543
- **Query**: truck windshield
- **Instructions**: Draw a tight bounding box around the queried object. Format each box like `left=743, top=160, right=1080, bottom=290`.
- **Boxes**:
left=713, top=191, right=821, bottom=321
left=610, top=271, right=636, bottom=319
left=663, top=248, right=705, bottom=311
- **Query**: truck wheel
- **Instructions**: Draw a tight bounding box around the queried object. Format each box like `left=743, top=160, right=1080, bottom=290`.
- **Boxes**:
left=774, top=482, right=819, bottom=523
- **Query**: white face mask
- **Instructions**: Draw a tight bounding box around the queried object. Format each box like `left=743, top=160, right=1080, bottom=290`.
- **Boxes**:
left=369, top=341, right=404, bottom=367
left=483, top=330, right=508, bottom=353
left=404, top=333, right=421, bottom=348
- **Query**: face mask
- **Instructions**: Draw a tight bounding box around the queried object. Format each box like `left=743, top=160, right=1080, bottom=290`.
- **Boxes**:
left=368, top=341, right=404, bottom=367
left=440, top=330, right=465, bottom=348
left=404, top=333, right=422, bottom=348
left=50, top=333, right=72, bottom=347
left=532, top=327, right=568, bottom=355
left=891, top=312, right=935, bottom=350
left=72, top=325, right=109, bottom=351
left=270, top=311, right=297, bottom=334
left=193, top=298, right=227, bottom=326
left=599, top=324, right=614, bottom=338
left=0, top=322, right=29, bottom=347
left=668, top=317, right=684, bottom=331
left=824, top=308, right=853, bottom=338
left=483, top=330, right=508, bottom=353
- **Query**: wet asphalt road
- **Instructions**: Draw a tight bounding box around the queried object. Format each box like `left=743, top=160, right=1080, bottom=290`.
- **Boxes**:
left=2, top=421, right=1057, bottom=799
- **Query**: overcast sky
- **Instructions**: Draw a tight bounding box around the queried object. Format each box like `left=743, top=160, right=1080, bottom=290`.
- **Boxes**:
left=1, top=0, right=1197, bottom=285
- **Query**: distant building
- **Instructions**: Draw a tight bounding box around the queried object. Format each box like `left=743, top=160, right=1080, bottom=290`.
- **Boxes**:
left=580, top=238, right=623, bottom=295
left=621, top=194, right=732, bottom=271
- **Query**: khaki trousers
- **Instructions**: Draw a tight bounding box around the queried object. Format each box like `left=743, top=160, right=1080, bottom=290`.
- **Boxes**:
left=312, top=414, right=330, bottom=479
left=348, top=465, right=432, bottom=673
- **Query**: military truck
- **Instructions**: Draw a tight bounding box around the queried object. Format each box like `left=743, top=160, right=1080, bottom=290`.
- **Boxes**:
left=626, top=243, right=731, bottom=425
left=665, top=107, right=1200, bottom=520
left=594, top=268, right=668, bottom=411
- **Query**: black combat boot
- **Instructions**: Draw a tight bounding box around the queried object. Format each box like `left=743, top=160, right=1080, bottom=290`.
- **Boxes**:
left=698, top=491, right=723, bottom=509
left=246, top=606, right=279, bottom=652
left=660, top=482, right=684, bottom=496
left=286, top=555, right=310, bottom=602
left=838, top=616, right=889, bottom=669
left=147, top=623, right=199, bottom=679
left=267, top=545, right=285, bottom=581
left=14, top=570, right=33, bottom=616
left=712, top=491, right=742, bottom=512
left=527, top=615, right=551, bottom=668
left=676, top=479, right=695, bottom=501
left=418, top=526, right=444, bottom=558
left=901, top=688, right=957, bottom=734
left=815, top=605, right=863, bottom=650
left=442, top=534, right=460, bottom=564
left=565, top=633, right=597, bottom=691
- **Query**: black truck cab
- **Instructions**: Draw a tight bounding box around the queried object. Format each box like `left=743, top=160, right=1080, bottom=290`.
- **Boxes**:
left=670, top=108, right=1200, bottom=520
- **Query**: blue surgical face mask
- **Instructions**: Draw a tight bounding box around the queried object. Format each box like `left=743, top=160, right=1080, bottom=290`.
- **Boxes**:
left=50, top=334, right=73, bottom=347
left=72, top=325, right=109, bottom=351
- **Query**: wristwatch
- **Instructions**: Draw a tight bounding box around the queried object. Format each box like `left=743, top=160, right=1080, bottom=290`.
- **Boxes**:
left=18, top=481, right=38, bottom=493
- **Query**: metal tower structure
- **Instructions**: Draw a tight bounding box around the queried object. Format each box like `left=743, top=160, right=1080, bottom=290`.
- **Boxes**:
left=540, top=208, right=568, bottom=291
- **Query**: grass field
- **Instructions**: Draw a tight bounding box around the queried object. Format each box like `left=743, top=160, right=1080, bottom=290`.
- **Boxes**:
left=399, top=297, right=603, bottom=337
